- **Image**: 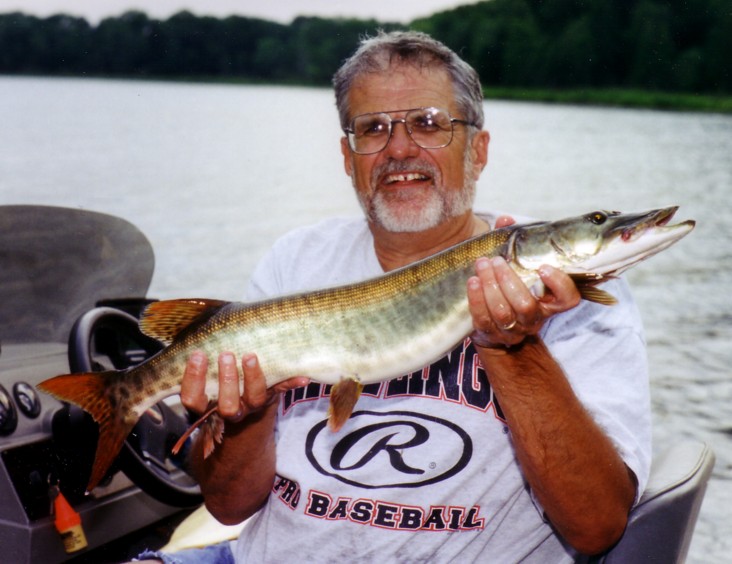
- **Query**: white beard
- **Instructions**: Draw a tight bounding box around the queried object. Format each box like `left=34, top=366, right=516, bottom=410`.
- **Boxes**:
left=354, top=151, right=477, bottom=233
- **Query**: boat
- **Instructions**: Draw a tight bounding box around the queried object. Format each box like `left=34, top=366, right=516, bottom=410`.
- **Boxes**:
left=0, top=205, right=714, bottom=562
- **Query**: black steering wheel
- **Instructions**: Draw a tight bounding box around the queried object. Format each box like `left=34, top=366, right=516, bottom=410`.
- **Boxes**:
left=66, top=306, right=203, bottom=507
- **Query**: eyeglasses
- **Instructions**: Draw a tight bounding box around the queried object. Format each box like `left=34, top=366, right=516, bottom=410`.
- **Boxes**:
left=344, top=107, right=477, bottom=155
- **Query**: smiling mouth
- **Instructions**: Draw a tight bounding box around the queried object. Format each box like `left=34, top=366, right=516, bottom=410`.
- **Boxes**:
left=383, top=172, right=430, bottom=184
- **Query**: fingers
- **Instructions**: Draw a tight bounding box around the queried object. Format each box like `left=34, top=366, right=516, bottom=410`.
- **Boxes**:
left=224, top=353, right=310, bottom=423
left=180, top=351, right=309, bottom=423
left=538, top=264, right=582, bottom=313
left=214, top=352, right=272, bottom=422
left=180, top=351, right=210, bottom=414
left=468, top=257, right=583, bottom=349
left=217, top=352, right=243, bottom=419
left=468, top=257, right=548, bottom=348
left=272, top=376, right=311, bottom=394
left=240, top=355, right=309, bottom=409
left=494, top=215, right=516, bottom=229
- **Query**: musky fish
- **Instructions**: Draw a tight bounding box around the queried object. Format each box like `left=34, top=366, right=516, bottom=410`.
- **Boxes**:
left=38, top=207, right=694, bottom=491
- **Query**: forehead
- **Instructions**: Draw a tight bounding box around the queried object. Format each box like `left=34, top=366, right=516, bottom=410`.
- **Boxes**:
left=348, top=64, right=457, bottom=117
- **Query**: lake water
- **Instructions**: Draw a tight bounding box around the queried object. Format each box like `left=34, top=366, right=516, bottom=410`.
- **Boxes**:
left=2, top=76, right=731, bottom=562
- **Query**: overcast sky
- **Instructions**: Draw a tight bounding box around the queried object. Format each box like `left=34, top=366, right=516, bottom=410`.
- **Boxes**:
left=0, top=0, right=481, bottom=24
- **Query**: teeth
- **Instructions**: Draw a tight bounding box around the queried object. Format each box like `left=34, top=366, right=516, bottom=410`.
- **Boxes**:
left=385, top=173, right=428, bottom=184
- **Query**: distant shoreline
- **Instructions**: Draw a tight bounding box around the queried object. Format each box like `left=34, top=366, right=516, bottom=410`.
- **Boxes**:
left=4, top=72, right=732, bottom=114
left=483, top=87, right=732, bottom=115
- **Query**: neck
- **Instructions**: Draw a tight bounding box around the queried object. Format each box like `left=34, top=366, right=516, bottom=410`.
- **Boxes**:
left=372, top=211, right=490, bottom=271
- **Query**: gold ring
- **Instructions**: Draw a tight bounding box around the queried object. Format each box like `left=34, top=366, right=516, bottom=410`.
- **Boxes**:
left=503, top=320, right=517, bottom=331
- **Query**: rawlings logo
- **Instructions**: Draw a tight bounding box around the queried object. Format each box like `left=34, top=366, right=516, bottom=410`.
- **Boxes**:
left=305, top=410, right=472, bottom=488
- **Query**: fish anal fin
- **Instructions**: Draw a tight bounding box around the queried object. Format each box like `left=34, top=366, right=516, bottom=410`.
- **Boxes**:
left=171, top=404, right=223, bottom=459
left=37, top=371, right=137, bottom=491
left=328, top=377, right=363, bottom=432
left=201, top=412, right=225, bottom=459
left=140, top=298, right=229, bottom=344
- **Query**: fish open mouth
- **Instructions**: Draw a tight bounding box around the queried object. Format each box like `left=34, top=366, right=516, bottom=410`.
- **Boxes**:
left=620, top=206, right=683, bottom=242
left=599, top=206, right=695, bottom=275
left=655, top=207, right=677, bottom=226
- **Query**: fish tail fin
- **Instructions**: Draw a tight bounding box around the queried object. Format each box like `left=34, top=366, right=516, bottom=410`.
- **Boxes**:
left=328, top=377, right=363, bottom=432
left=38, top=371, right=138, bottom=491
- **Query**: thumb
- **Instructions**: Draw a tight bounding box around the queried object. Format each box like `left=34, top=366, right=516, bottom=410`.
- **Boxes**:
left=495, top=215, right=516, bottom=229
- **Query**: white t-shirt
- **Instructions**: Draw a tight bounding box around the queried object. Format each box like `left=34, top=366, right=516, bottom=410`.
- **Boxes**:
left=235, top=214, right=652, bottom=563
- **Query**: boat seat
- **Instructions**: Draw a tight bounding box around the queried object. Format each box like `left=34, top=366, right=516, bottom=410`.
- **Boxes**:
left=599, top=439, right=715, bottom=563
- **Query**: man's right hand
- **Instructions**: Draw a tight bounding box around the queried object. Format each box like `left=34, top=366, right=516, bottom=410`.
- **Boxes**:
left=180, top=350, right=309, bottom=422
left=179, top=351, right=309, bottom=524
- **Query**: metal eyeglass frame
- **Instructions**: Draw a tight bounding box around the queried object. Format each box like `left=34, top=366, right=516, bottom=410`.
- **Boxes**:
left=343, top=107, right=477, bottom=155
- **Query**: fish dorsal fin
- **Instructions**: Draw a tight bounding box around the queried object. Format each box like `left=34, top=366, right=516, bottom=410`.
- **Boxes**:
left=140, top=298, right=229, bottom=344
left=569, top=274, right=618, bottom=306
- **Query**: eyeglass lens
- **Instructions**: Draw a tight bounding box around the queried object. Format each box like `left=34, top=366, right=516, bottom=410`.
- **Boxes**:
left=349, top=108, right=455, bottom=154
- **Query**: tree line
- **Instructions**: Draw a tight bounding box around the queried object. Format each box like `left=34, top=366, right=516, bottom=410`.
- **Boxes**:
left=1, top=0, right=730, bottom=94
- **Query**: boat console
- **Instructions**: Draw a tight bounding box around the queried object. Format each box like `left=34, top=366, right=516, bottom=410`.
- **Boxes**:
left=0, top=206, right=199, bottom=563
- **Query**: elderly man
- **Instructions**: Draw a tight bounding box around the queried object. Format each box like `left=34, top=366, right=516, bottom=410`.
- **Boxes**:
left=140, top=30, right=650, bottom=563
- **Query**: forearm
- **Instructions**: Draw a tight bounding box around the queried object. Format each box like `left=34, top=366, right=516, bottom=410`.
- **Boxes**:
left=479, top=336, right=636, bottom=555
left=190, top=402, right=278, bottom=525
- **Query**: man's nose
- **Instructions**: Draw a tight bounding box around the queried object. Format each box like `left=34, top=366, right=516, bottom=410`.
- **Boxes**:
left=384, top=120, right=420, bottom=159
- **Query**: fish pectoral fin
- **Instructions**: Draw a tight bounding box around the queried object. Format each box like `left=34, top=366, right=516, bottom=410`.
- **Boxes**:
left=140, top=298, right=230, bottom=344
left=569, top=274, right=618, bottom=306
left=577, top=285, right=618, bottom=306
left=327, top=377, right=363, bottom=432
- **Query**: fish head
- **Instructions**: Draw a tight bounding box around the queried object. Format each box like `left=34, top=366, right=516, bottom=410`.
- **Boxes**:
left=512, top=206, right=695, bottom=279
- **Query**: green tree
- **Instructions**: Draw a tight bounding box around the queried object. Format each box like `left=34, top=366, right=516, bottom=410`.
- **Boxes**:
left=290, top=17, right=390, bottom=84
left=1, top=2, right=730, bottom=94
left=0, top=13, right=43, bottom=72
left=414, top=0, right=541, bottom=87
left=35, top=15, right=92, bottom=73
left=527, top=0, right=586, bottom=33
left=91, top=11, right=155, bottom=75
left=702, top=0, right=732, bottom=91
left=584, top=0, right=628, bottom=86
left=499, top=12, right=543, bottom=86
left=218, top=16, right=290, bottom=78
left=160, top=12, right=227, bottom=75
left=537, top=15, right=597, bottom=87
left=253, top=35, right=295, bottom=79
left=627, top=1, right=676, bottom=89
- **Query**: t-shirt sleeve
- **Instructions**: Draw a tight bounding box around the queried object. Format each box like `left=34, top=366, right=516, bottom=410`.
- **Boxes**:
left=245, top=217, right=379, bottom=302
left=246, top=243, right=284, bottom=301
left=541, top=277, right=652, bottom=505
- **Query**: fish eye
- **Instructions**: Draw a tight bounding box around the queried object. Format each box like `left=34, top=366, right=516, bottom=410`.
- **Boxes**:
left=587, top=211, right=608, bottom=225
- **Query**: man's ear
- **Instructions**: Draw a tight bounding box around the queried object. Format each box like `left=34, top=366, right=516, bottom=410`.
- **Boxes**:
left=470, top=130, right=490, bottom=180
left=341, top=136, right=353, bottom=177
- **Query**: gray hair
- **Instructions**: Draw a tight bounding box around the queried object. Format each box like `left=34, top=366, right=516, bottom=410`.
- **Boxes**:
left=333, top=30, right=484, bottom=131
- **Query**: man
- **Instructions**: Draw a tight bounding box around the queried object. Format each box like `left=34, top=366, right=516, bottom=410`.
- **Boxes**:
left=140, top=30, right=650, bottom=563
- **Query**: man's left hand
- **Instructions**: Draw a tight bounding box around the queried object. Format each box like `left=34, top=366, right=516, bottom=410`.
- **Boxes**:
left=466, top=251, right=581, bottom=349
